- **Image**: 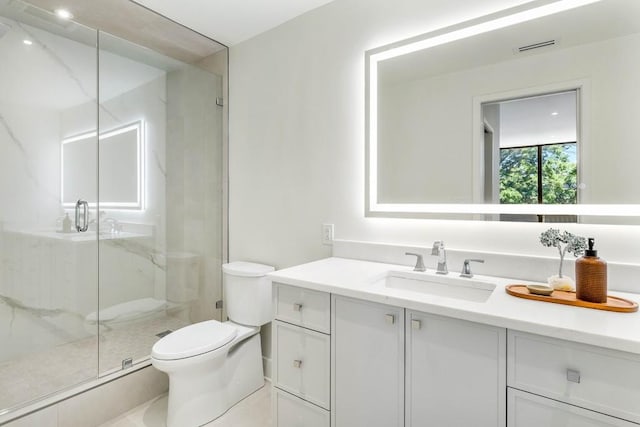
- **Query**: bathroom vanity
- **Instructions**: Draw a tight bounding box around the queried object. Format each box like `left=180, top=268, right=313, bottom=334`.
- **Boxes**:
left=269, top=257, right=640, bottom=427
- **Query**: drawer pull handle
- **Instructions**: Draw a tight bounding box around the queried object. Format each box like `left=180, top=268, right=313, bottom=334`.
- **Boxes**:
left=385, top=314, right=395, bottom=325
left=293, top=359, right=303, bottom=368
left=411, top=319, right=421, bottom=330
left=567, top=369, right=581, bottom=383
left=293, top=303, right=303, bottom=312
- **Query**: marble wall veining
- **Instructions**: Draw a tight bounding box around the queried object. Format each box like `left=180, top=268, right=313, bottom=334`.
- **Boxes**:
left=0, top=15, right=96, bottom=231
left=0, top=230, right=165, bottom=363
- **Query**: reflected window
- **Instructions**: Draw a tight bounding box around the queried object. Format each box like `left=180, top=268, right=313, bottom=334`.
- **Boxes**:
left=483, top=90, right=578, bottom=208
left=500, top=142, right=577, bottom=204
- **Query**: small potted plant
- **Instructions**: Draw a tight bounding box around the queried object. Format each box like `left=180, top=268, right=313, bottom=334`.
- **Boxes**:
left=540, top=228, right=587, bottom=291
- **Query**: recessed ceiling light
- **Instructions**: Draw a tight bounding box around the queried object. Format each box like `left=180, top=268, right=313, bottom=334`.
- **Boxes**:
left=551, top=111, right=559, bottom=116
left=23, top=39, right=33, bottom=45
left=54, top=8, right=73, bottom=20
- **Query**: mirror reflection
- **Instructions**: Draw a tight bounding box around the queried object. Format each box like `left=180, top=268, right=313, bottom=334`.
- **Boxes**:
left=484, top=91, right=577, bottom=204
left=368, top=0, right=640, bottom=221
left=62, top=121, right=143, bottom=209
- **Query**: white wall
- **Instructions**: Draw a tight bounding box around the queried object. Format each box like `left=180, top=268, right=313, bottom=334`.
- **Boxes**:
left=229, top=0, right=640, bottom=273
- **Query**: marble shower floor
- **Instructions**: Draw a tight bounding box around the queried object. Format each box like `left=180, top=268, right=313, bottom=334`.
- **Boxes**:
left=0, top=314, right=189, bottom=411
left=99, top=383, right=272, bottom=427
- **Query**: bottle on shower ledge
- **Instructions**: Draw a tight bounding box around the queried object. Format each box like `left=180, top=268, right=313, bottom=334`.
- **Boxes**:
left=62, top=212, right=72, bottom=233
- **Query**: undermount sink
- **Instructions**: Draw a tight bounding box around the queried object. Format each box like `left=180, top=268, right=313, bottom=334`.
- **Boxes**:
left=371, top=270, right=496, bottom=303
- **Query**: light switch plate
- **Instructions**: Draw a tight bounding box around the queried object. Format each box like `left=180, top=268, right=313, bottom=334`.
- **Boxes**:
left=322, top=223, right=334, bottom=245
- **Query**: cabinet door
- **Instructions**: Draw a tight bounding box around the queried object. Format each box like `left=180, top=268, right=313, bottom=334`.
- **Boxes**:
left=273, top=320, right=330, bottom=409
left=332, top=296, right=404, bottom=427
left=406, top=311, right=506, bottom=427
left=508, top=388, right=638, bottom=427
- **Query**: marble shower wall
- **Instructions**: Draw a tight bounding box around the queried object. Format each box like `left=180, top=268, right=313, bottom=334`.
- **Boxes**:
left=0, top=16, right=98, bottom=362
left=0, top=17, right=94, bottom=230
left=61, top=73, right=168, bottom=313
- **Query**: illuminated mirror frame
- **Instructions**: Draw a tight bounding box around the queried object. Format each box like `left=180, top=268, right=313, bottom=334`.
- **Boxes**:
left=61, top=120, right=145, bottom=210
left=365, top=0, right=640, bottom=218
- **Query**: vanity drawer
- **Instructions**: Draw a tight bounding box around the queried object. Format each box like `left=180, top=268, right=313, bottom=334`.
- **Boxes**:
left=508, top=388, right=638, bottom=427
left=273, top=320, right=330, bottom=410
left=274, top=283, right=330, bottom=333
left=274, top=387, right=330, bottom=427
left=508, top=330, right=640, bottom=424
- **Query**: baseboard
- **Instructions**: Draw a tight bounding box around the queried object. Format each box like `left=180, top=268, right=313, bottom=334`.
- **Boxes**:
left=2, top=365, right=168, bottom=427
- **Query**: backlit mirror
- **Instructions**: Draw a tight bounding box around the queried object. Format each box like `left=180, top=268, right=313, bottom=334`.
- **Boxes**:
left=366, top=0, right=640, bottom=222
left=62, top=121, right=144, bottom=209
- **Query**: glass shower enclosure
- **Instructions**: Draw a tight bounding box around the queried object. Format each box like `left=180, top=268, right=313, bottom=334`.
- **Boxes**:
left=0, top=0, right=227, bottom=416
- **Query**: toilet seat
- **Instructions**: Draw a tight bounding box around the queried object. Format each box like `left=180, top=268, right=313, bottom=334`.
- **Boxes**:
left=152, top=320, right=237, bottom=361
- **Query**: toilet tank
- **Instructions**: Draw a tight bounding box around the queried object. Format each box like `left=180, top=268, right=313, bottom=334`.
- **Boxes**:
left=222, top=261, right=275, bottom=326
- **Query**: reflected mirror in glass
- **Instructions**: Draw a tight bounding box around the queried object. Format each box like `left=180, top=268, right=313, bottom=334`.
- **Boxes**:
left=61, top=121, right=144, bottom=209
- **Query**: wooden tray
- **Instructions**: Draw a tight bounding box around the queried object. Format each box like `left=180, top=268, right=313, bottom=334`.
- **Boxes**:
left=505, top=284, right=638, bottom=313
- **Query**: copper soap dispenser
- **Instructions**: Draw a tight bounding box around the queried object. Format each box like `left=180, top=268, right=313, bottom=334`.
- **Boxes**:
left=575, top=237, right=607, bottom=303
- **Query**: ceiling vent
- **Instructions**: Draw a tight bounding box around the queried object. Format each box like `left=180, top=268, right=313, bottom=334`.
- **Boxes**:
left=516, top=39, right=557, bottom=53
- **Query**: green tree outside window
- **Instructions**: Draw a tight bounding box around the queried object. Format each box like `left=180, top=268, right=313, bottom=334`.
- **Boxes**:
left=499, top=143, right=576, bottom=205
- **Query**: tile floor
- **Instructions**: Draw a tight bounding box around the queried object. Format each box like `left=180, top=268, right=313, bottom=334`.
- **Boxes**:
left=0, top=314, right=189, bottom=411
left=99, top=383, right=273, bottom=427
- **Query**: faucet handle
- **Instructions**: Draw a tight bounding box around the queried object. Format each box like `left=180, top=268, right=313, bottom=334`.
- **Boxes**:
left=460, top=259, right=485, bottom=278
left=405, top=252, right=426, bottom=272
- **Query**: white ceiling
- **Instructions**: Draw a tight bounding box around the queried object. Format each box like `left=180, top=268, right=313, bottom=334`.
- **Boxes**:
left=132, top=0, right=336, bottom=46
left=498, top=91, right=577, bottom=148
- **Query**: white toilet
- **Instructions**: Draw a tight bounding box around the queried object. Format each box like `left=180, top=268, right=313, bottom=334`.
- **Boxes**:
left=151, top=261, right=274, bottom=427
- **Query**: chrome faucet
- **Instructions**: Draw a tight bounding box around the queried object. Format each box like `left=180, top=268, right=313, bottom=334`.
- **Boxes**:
left=460, top=259, right=485, bottom=278
left=431, top=241, right=448, bottom=274
left=103, top=218, right=122, bottom=234
left=405, top=252, right=426, bottom=272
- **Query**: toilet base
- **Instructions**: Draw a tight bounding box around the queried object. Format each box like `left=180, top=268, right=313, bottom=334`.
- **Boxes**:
left=162, top=331, right=264, bottom=427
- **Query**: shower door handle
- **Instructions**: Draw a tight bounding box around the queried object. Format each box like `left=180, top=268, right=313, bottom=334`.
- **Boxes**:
left=75, top=199, right=89, bottom=232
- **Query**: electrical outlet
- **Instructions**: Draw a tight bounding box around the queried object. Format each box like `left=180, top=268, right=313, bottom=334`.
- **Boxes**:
left=322, top=223, right=334, bottom=245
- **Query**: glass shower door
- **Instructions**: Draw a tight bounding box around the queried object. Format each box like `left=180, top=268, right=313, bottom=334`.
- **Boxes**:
left=96, top=31, right=225, bottom=375
left=0, top=1, right=99, bottom=412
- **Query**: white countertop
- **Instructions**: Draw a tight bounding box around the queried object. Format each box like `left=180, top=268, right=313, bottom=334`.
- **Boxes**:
left=268, top=257, right=640, bottom=355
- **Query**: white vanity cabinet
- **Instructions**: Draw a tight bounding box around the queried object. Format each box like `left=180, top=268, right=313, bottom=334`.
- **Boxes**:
left=507, top=330, right=640, bottom=426
left=272, top=272, right=640, bottom=427
left=406, top=311, right=506, bottom=427
left=331, top=295, right=404, bottom=427
left=273, top=283, right=331, bottom=427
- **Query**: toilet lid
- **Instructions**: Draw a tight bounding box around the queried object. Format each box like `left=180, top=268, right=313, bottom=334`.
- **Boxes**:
left=151, top=320, right=237, bottom=360
left=222, top=261, right=275, bottom=277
